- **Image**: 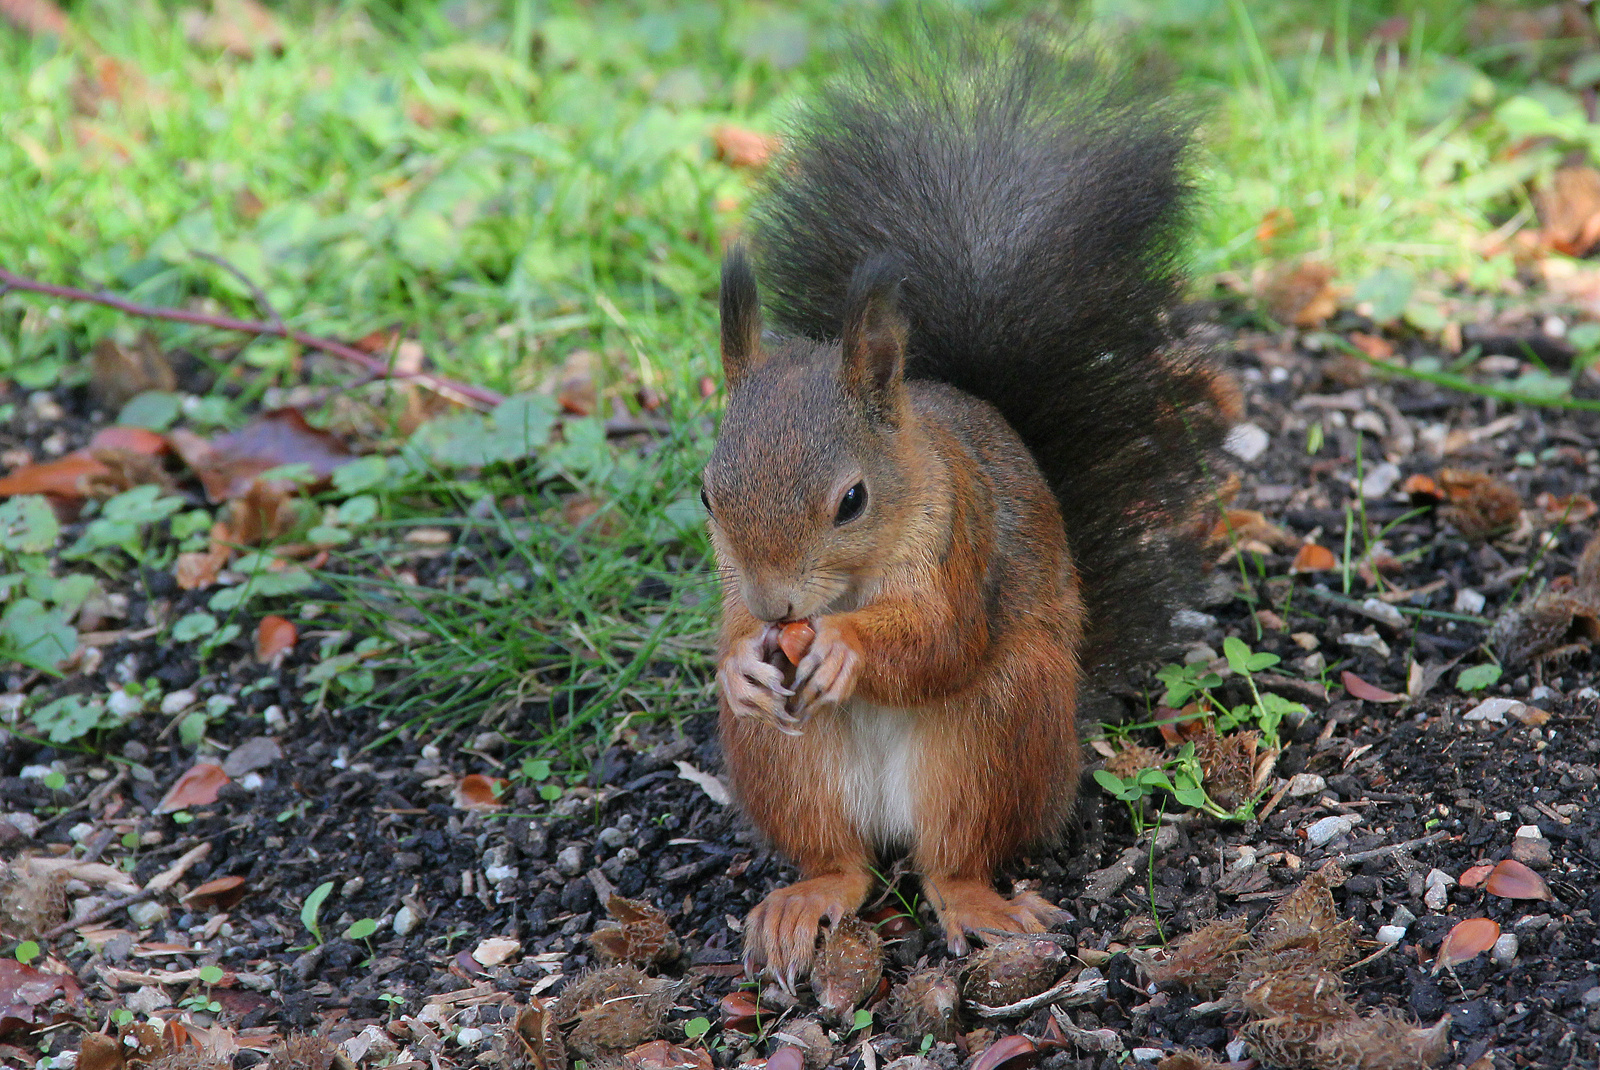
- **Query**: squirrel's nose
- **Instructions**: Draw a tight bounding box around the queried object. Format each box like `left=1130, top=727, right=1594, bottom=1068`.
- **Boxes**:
left=743, top=585, right=794, bottom=623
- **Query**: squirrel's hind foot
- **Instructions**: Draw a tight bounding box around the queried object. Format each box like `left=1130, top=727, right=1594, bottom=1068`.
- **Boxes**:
left=923, top=878, right=1069, bottom=957
left=743, top=871, right=871, bottom=990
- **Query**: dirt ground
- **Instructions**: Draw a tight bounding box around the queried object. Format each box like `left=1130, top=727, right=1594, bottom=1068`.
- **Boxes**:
left=3, top=305, right=1599, bottom=1070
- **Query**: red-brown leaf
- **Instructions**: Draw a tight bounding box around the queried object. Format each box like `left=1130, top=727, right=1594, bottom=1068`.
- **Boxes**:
left=622, top=1041, right=713, bottom=1070
left=970, top=1035, right=1039, bottom=1070
left=171, top=408, right=354, bottom=502
left=0, top=453, right=110, bottom=499
left=1289, top=543, right=1338, bottom=574
left=453, top=774, right=508, bottom=811
left=182, top=875, right=249, bottom=910
left=765, top=1048, right=805, bottom=1070
left=1458, top=864, right=1494, bottom=889
left=1341, top=671, right=1404, bottom=703
left=156, top=763, right=230, bottom=813
left=89, top=426, right=169, bottom=455
left=1483, top=858, right=1553, bottom=901
left=718, top=991, right=765, bottom=1032
left=1433, top=917, right=1500, bottom=971
left=255, top=615, right=296, bottom=664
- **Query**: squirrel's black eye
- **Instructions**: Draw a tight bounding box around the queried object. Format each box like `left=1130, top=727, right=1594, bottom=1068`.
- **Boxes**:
left=834, top=482, right=867, bottom=525
left=699, top=486, right=712, bottom=514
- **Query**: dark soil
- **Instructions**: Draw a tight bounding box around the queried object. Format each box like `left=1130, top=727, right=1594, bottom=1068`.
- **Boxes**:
left=3, top=307, right=1599, bottom=1070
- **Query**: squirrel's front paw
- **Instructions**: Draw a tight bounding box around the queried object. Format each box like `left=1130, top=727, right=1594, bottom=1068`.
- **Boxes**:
left=718, top=630, right=803, bottom=734
left=791, top=615, right=863, bottom=719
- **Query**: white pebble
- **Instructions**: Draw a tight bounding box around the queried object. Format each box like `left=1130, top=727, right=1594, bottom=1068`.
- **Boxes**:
left=1287, top=773, right=1327, bottom=798
left=1515, top=824, right=1543, bottom=841
left=1359, top=461, right=1401, bottom=499
left=1464, top=698, right=1521, bottom=724
left=1223, top=423, right=1271, bottom=463
left=1492, top=932, right=1519, bottom=966
left=160, top=690, right=197, bottom=716
left=1453, top=588, right=1486, bottom=615
left=1341, top=631, right=1391, bottom=658
left=1376, top=925, right=1407, bottom=945
left=1305, top=814, right=1360, bottom=847
left=392, top=905, right=420, bottom=936
left=484, top=864, right=517, bottom=885
left=1131, top=1049, right=1166, bottom=1064
left=106, top=688, right=143, bottom=718
left=68, top=823, right=96, bottom=843
left=454, top=1027, right=485, bottom=1047
left=127, top=901, right=169, bottom=929
left=1358, top=598, right=1406, bottom=629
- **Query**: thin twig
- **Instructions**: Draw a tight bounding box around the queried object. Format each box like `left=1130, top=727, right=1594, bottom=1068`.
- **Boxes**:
left=41, top=889, right=155, bottom=941
left=192, top=250, right=285, bottom=335
left=1335, top=829, right=1450, bottom=866
left=0, top=267, right=504, bottom=410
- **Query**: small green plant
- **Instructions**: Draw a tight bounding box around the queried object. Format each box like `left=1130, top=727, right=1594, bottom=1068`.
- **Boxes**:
left=14, top=940, right=40, bottom=964
left=683, top=1017, right=711, bottom=1042
left=1457, top=663, right=1502, bottom=692
left=379, top=992, right=406, bottom=1009
left=851, top=1009, right=873, bottom=1034
left=300, top=880, right=336, bottom=947
left=111, top=1008, right=135, bottom=1026
left=920, top=1034, right=935, bottom=1055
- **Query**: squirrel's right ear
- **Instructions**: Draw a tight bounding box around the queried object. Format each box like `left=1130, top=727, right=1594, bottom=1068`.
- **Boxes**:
left=720, top=247, right=764, bottom=390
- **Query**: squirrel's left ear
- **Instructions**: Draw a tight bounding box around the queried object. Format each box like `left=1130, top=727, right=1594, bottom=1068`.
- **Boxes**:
left=720, top=246, right=764, bottom=390
left=841, top=254, right=909, bottom=423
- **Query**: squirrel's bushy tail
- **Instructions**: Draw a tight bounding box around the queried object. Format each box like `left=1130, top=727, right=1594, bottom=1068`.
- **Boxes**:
left=749, top=30, right=1232, bottom=671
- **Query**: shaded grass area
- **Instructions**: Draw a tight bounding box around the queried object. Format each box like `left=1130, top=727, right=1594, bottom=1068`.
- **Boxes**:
left=3, top=0, right=1598, bottom=756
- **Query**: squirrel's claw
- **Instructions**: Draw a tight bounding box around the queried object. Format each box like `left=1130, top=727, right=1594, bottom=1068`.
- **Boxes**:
left=720, top=634, right=802, bottom=731
left=790, top=618, right=862, bottom=719
left=743, top=873, right=867, bottom=991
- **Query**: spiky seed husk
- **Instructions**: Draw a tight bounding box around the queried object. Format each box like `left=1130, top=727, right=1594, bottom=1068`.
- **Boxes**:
left=1252, top=870, right=1357, bottom=969
left=1239, top=968, right=1354, bottom=1024
left=886, top=967, right=960, bottom=1041
left=1144, top=916, right=1250, bottom=997
left=501, top=998, right=567, bottom=1070
left=589, top=894, right=680, bottom=967
left=1156, top=1052, right=1231, bottom=1070
left=1311, top=1012, right=1451, bottom=1070
left=0, top=862, right=67, bottom=940
left=960, top=936, right=1069, bottom=1008
left=556, top=967, right=679, bottom=1059
left=1103, top=744, right=1164, bottom=781
left=768, top=1019, right=834, bottom=1070
left=1193, top=729, right=1258, bottom=811
left=811, top=913, right=883, bottom=1018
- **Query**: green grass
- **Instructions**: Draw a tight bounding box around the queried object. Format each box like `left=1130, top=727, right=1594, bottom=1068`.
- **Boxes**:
left=3, top=0, right=1599, bottom=760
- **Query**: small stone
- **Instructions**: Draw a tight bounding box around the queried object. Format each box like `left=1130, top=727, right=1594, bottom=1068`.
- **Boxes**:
left=1360, top=462, right=1401, bottom=499
left=160, top=689, right=197, bottom=716
left=484, top=864, right=517, bottom=886
left=1529, top=685, right=1557, bottom=703
left=1424, top=868, right=1454, bottom=891
left=1423, top=884, right=1449, bottom=911
left=1454, top=588, right=1486, bottom=614
left=1391, top=904, right=1416, bottom=928
left=1511, top=836, right=1553, bottom=868
left=126, top=901, right=168, bottom=929
left=1223, top=423, right=1270, bottom=463
left=1464, top=698, right=1521, bottom=724
left=455, top=1026, right=485, bottom=1046
left=393, top=905, right=420, bottom=936
left=1514, top=824, right=1543, bottom=841
left=1340, top=631, right=1391, bottom=658
left=1305, top=814, right=1359, bottom=847
left=556, top=845, right=586, bottom=877
left=125, top=986, right=172, bottom=1014
left=262, top=705, right=287, bottom=731
left=1376, top=925, right=1407, bottom=945
left=106, top=688, right=143, bottom=718
left=1131, top=1048, right=1167, bottom=1064
left=1287, top=773, right=1326, bottom=798
left=1357, top=598, right=1406, bottom=629
left=342, top=1025, right=395, bottom=1063
left=597, top=826, right=628, bottom=849
left=1491, top=933, right=1519, bottom=966
left=68, top=822, right=96, bottom=842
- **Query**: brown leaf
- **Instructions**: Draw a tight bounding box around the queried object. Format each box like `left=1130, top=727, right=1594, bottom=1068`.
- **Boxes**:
left=255, top=615, right=296, bottom=665
left=1341, top=670, right=1403, bottom=703
left=77, top=1032, right=124, bottom=1070
left=88, top=426, right=169, bottom=455
left=0, top=957, right=78, bottom=1038
left=0, top=453, right=110, bottom=499
left=1538, top=165, right=1600, bottom=256
left=220, top=480, right=299, bottom=546
left=1211, top=509, right=1290, bottom=550
left=453, top=774, right=508, bottom=811
left=1458, top=864, right=1494, bottom=889
left=621, top=1040, right=712, bottom=1070
left=1433, top=917, right=1500, bottom=971
left=1483, top=858, right=1553, bottom=901
left=718, top=991, right=766, bottom=1033
left=171, top=408, right=354, bottom=502
left=181, top=875, right=249, bottom=910
left=1289, top=543, right=1337, bottom=574
left=1403, top=473, right=1446, bottom=504
left=1347, top=331, right=1394, bottom=361
left=156, top=763, right=230, bottom=813
left=969, top=1035, right=1039, bottom=1070
left=1437, top=468, right=1521, bottom=540
left=174, top=523, right=232, bottom=591
left=88, top=335, right=175, bottom=412
left=85, top=447, right=173, bottom=499
left=1259, top=260, right=1338, bottom=327
left=712, top=125, right=779, bottom=169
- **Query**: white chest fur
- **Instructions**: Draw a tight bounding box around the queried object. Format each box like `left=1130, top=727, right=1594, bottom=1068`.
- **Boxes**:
left=837, top=702, right=919, bottom=849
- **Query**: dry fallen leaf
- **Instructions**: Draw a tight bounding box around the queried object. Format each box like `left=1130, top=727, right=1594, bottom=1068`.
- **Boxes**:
left=1538, top=165, right=1600, bottom=256
left=1458, top=864, right=1494, bottom=889
left=0, top=453, right=111, bottom=499
left=1260, top=260, right=1338, bottom=327
left=453, top=773, right=509, bottom=811
left=968, top=1034, right=1039, bottom=1070
left=181, top=875, right=249, bottom=910
left=88, top=426, right=169, bottom=455
left=88, top=334, right=175, bottom=412
left=1433, top=917, right=1500, bottom=972
left=1341, top=671, right=1404, bottom=703
left=155, top=763, right=230, bottom=813
left=621, top=1040, right=713, bottom=1070
left=473, top=936, right=521, bottom=966
left=170, top=408, right=354, bottom=502
left=1483, top=858, right=1553, bottom=901
left=1289, top=543, right=1337, bottom=574
left=255, top=615, right=296, bottom=665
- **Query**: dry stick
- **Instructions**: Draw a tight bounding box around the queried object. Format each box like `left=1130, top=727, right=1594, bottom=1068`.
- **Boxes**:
left=0, top=267, right=504, bottom=410
left=1335, top=829, right=1450, bottom=867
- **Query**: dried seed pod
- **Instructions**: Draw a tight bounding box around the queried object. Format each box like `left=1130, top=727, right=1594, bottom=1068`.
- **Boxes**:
left=1144, top=916, right=1250, bottom=997
left=0, top=861, right=67, bottom=940
left=1239, top=967, right=1354, bottom=1023
left=1252, top=869, right=1357, bottom=969
left=1488, top=587, right=1599, bottom=670
left=961, top=936, right=1069, bottom=1008
left=1240, top=1015, right=1329, bottom=1070
left=768, top=1020, right=833, bottom=1070
left=1437, top=468, right=1521, bottom=540
left=557, top=967, right=679, bottom=1059
left=1103, top=744, right=1163, bottom=781
left=589, top=894, right=680, bottom=967
left=1311, top=1011, right=1451, bottom=1070
left=886, top=966, right=960, bottom=1041
left=503, top=998, right=567, bottom=1070
left=1156, top=1052, right=1231, bottom=1070
left=810, top=913, right=883, bottom=1019
left=1194, top=730, right=1258, bottom=811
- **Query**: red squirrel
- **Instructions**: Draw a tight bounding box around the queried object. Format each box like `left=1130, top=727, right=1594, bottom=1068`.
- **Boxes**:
left=700, top=35, right=1236, bottom=986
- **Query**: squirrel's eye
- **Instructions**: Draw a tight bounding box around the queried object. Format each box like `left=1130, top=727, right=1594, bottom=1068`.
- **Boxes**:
left=834, top=481, right=867, bottom=525
left=699, top=486, right=712, bottom=514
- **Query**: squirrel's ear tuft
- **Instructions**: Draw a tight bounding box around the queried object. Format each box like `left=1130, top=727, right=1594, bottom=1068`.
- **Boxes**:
left=720, top=247, right=764, bottom=389
left=841, top=253, right=909, bottom=421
